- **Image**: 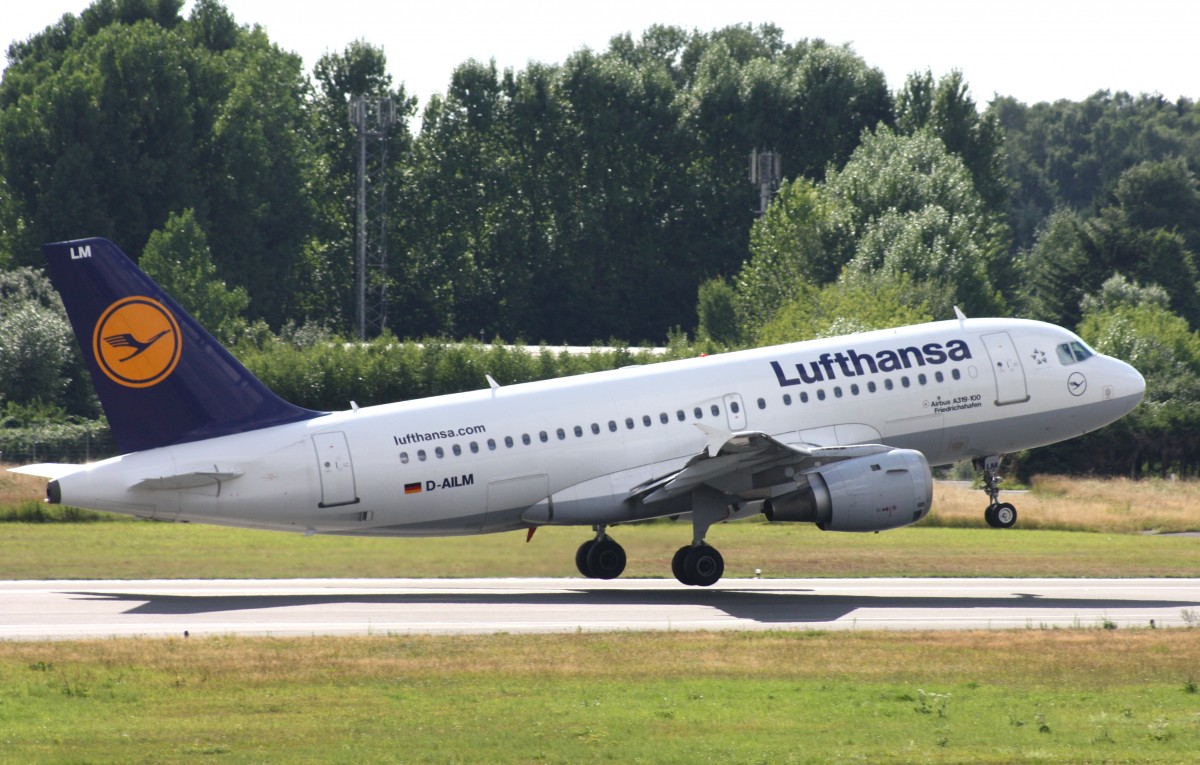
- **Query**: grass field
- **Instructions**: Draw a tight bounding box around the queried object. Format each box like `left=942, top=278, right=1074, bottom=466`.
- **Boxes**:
left=3, top=630, right=1200, bottom=764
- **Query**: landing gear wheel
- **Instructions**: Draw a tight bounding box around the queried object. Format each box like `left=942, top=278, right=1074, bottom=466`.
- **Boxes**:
left=977, top=455, right=1018, bottom=529
left=575, top=539, right=596, bottom=578
left=586, top=537, right=627, bottom=580
left=674, top=544, right=724, bottom=587
left=671, top=545, right=690, bottom=582
left=992, top=502, right=1017, bottom=529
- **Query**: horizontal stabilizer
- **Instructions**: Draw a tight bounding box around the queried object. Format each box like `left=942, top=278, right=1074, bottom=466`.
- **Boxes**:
left=132, top=467, right=244, bottom=491
left=8, top=463, right=82, bottom=480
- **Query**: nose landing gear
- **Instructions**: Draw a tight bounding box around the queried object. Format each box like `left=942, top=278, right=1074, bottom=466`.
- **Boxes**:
left=978, top=455, right=1018, bottom=529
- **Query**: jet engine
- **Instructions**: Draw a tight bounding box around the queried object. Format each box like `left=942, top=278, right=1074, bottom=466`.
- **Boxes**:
left=762, top=448, right=932, bottom=532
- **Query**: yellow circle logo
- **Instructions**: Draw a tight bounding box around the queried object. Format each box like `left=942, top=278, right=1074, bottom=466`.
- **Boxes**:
left=93, top=297, right=182, bottom=388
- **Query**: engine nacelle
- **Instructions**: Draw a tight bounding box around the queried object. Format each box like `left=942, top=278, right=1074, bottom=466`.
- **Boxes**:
left=762, top=448, right=932, bottom=532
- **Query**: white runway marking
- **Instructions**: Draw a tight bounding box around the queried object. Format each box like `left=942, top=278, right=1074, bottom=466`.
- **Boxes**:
left=2, top=578, right=1198, bottom=640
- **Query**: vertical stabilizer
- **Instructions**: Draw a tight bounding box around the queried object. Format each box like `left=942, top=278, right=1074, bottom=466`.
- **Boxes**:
left=43, top=238, right=320, bottom=453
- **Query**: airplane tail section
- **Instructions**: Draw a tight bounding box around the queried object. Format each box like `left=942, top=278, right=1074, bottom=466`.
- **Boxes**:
left=43, top=238, right=320, bottom=454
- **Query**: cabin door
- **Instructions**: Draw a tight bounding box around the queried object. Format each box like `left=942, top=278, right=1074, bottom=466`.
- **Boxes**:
left=981, top=331, right=1030, bottom=405
left=313, top=432, right=360, bottom=507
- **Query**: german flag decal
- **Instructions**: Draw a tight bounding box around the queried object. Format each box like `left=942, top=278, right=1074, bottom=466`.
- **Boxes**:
left=404, top=482, right=422, bottom=495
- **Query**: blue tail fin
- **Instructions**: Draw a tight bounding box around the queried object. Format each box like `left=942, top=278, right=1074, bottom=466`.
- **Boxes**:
left=43, top=237, right=320, bottom=453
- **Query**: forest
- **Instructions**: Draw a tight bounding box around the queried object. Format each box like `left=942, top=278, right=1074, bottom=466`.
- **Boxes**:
left=2, top=0, right=1199, bottom=477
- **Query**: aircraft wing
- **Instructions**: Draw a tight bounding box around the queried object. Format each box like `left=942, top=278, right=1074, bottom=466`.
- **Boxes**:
left=632, top=423, right=892, bottom=504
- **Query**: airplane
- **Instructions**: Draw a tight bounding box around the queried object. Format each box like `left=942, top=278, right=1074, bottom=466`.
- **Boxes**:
left=13, top=238, right=1145, bottom=586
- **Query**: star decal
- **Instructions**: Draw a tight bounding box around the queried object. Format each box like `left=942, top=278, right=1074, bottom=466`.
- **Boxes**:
left=1030, top=349, right=1047, bottom=366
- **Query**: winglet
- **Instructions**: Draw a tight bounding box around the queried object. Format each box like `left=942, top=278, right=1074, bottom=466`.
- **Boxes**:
left=42, top=238, right=321, bottom=453
left=694, top=422, right=733, bottom=458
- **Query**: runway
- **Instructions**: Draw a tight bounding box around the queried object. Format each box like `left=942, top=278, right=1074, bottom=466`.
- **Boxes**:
left=3, top=578, right=1199, bottom=640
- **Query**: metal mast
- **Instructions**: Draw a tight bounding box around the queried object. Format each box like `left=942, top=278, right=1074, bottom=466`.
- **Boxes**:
left=350, top=95, right=396, bottom=339
left=749, top=149, right=782, bottom=216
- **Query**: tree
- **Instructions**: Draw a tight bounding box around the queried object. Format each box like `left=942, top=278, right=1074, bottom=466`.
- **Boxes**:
left=0, top=268, right=79, bottom=411
left=140, top=209, right=249, bottom=340
left=736, top=178, right=835, bottom=336
left=0, top=1, right=318, bottom=327
left=897, top=70, right=1007, bottom=210
left=754, top=277, right=932, bottom=345
left=824, top=127, right=1007, bottom=317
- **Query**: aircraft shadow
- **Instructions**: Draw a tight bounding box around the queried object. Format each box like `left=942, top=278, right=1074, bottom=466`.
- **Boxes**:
left=66, top=585, right=1200, bottom=625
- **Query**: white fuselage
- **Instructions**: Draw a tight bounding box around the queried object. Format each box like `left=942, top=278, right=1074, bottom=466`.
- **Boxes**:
left=53, top=318, right=1145, bottom=535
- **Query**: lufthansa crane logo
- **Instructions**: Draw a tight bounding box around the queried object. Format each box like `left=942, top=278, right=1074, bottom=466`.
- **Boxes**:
left=93, top=297, right=182, bottom=388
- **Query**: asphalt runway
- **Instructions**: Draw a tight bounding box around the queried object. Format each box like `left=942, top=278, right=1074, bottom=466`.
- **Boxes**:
left=3, top=578, right=1200, bottom=640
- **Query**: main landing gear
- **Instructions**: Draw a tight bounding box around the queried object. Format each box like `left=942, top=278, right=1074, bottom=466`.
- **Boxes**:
left=978, top=455, right=1017, bottom=529
left=575, top=530, right=627, bottom=580
left=575, top=488, right=733, bottom=587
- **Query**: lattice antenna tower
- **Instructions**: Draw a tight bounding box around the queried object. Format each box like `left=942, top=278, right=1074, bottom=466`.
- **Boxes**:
left=749, top=149, right=782, bottom=217
left=350, top=95, right=397, bottom=339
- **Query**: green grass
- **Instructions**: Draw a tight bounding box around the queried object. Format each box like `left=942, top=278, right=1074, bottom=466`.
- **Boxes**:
left=2, top=630, right=1200, bottom=764
left=1, top=519, right=1199, bottom=580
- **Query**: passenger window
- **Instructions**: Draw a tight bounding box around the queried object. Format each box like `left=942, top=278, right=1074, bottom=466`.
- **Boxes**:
left=800, top=391, right=809, bottom=403
left=435, top=447, right=444, bottom=459
left=608, top=421, right=617, bottom=432
left=418, top=449, right=427, bottom=461
left=676, top=410, right=686, bottom=421
left=504, top=436, right=514, bottom=448
left=711, top=404, right=720, bottom=416
left=521, top=434, right=531, bottom=446
left=693, top=407, right=703, bottom=419
left=935, top=371, right=944, bottom=383
left=488, top=439, right=497, bottom=450
left=556, top=428, right=566, bottom=440
left=659, top=412, right=669, bottom=424
left=591, top=423, right=600, bottom=435
left=730, top=401, right=740, bottom=414
left=452, top=444, right=462, bottom=456
left=901, top=376, right=911, bottom=388
left=783, top=394, right=792, bottom=406
left=756, top=398, right=766, bottom=410
left=918, top=373, right=927, bottom=385
left=625, top=417, right=634, bottom=430
left=642, top=415, right=652, bottom=427
left=574, top=425, right=583, bottom=437
left=868, top=381, right=877, bottom=393
left=817, top=389, right=826, bottom=401
left=400, top=452, right=409, bottom=464
left=469, top=442, right=479, bottom=454
left=834, top=386, right=843, bottom=398
left=850, top=384, right=859, bottom=396
left=539, top=431, right=548, bottom=443
left=952, top=369, right=962, bottom=381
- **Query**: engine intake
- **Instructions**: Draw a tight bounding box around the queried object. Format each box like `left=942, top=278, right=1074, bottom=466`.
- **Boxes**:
left=762, top=448, right=932, bottom=532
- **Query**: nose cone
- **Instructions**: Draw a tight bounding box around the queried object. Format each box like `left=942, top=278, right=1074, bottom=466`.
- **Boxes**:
left=1110, top=357, right=1146, bottom=415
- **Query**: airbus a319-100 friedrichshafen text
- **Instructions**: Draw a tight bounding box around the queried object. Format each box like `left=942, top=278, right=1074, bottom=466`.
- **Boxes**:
left=14, top=238, right=1145, bottom=585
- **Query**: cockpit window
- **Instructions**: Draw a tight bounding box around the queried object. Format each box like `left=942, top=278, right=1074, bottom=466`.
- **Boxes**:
left=1056, top=341, right=1095, bottom=365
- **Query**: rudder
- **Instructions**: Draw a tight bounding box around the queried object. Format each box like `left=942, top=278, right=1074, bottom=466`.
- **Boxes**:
left=43, top=237, right=320, bottom=453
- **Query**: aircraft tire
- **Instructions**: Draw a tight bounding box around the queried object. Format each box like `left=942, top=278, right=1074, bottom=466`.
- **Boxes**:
left=984, top=504, right=999, bottom=527
left=671, top=545, right=691, bottom=583
left=586, top=538, right=627, bottom=580
left=575, top=539, right=597, bottom=578
left=993, top=502, right=1018, bottom=528
left=682, top=545, right=724, bottom=587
